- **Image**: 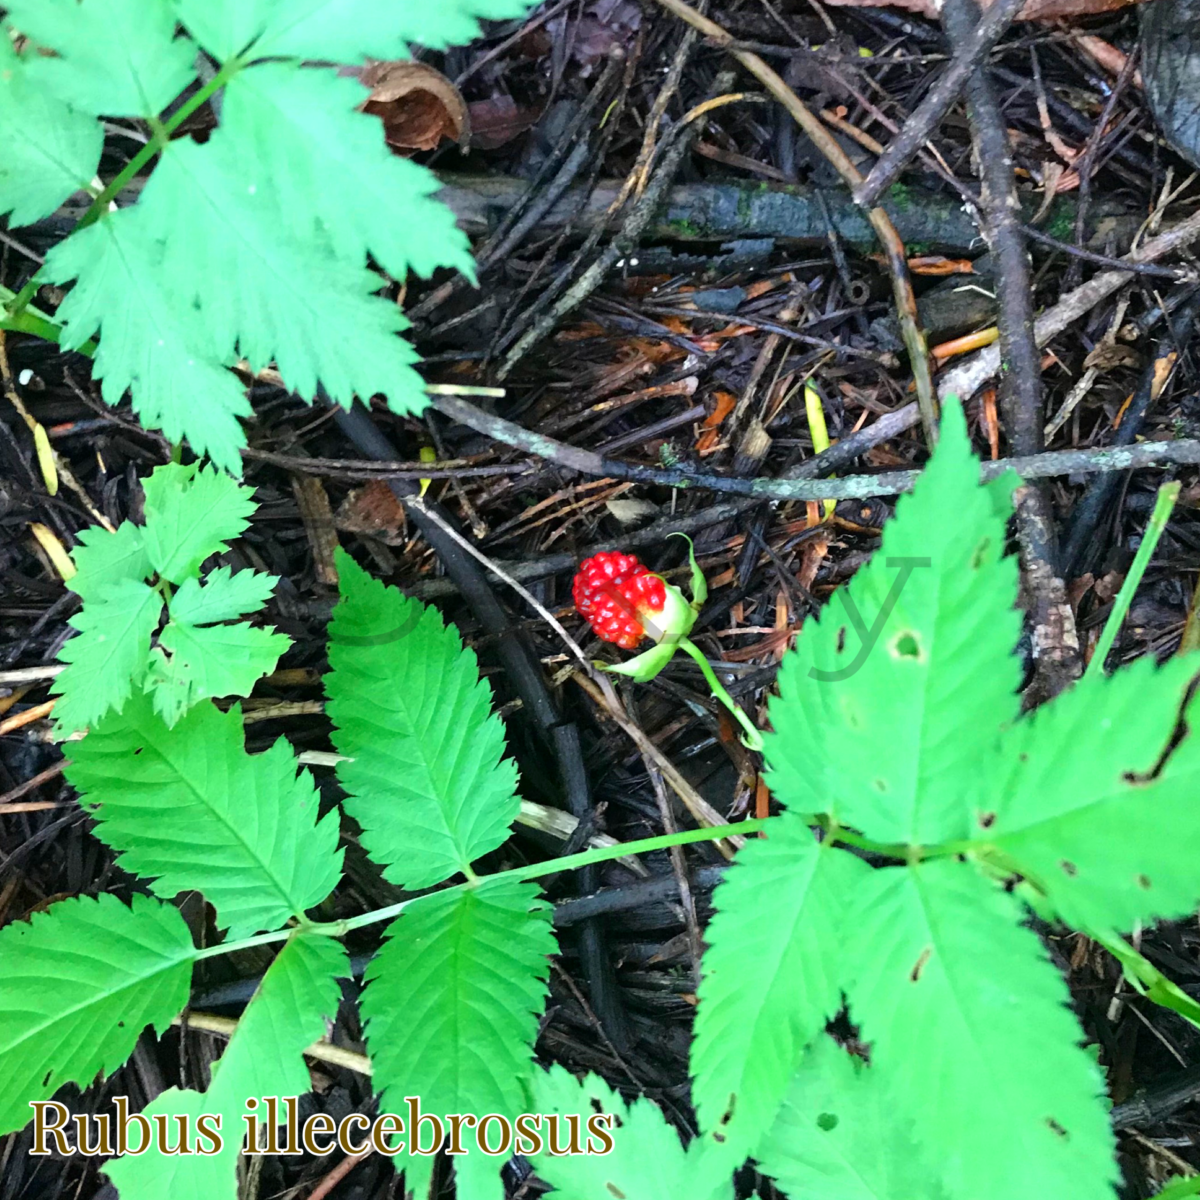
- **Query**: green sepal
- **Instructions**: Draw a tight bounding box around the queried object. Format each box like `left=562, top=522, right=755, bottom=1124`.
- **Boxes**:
left=669, top=530, right=708, bottom=609
left=599, top=641, right=679, bottom=683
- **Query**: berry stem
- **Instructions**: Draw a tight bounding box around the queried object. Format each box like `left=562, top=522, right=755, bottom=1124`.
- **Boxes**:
left=676, top=637, right=765, bottom=751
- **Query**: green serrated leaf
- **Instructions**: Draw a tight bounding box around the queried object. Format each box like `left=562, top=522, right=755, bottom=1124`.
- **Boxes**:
left=844, top=859, right=1116, bottom=1200
left=147, top=619, right=289, bottom=726
left=138, top=130, right=429, bottom=415
left=104, top=933, right=347, bottom=1200
left=758, top=1035, right=944, bottom=1200
left=766, top=398, right=1022, bottom=844
left=529, top=1064, right=733, bottom=1200
left=168, top=566, right=277, bottom=625
left=173, top=0, right=543, bottom=63
left=141, top=463, right=256, bottom=583
left=0, top=893, right=193, bottom=1135
left=67, top=520, right=151, bottom=604
left=5, top=0, right=196, bottom=118
left=65, top=693, right=342, bottom=937
left=43, top=211, right=252, bottom=473
left=208, top=933, right=348, bottom=1096
left=101, top=1088, right=232, bottom=1200
left=222, top=63, right=474, bottom=281
left=51, top=576, right=162, bottom=734
left=0, top=37, right=103, bottom=226
left=362, top=877, right=554, bottom=1124
left=1152, top=1177, right=1200, bottom=1200
left=982, top=653, right=1200, bottom=930
left=326, top=551, right=520, bottom=888
left=691, top=816, right=868, bottom=1163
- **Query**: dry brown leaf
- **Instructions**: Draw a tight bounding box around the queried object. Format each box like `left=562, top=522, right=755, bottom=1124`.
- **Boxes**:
left=823, top=0, right=1147, bottom=19
left=358, top=60, right=468, bottom=152
left=907, top=255, right=976, bottom=275
left=468, top=95, right=541, bottom=150
left=334, top=480, right=407, bottom=545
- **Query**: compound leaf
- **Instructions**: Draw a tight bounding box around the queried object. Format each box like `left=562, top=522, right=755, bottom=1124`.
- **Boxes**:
left=362, top=877, right=553, bottom=1126
left=758, top=1035, right=943, bottom=1200
left=141, top=463, right=257, bottom=584
left=176, top=0, right=544, bottom=63
left=43, top=212, right=252, bottom=474
left=982, top=653, right=1200, bottom=931
left=104, top=933, right=347, bottom=1200
left=0, top=37, right=103, bottom=226
left=5, top=0, right=196, bottom=118
left=844, top=859, right=1116, bottom=1200
left=67, top=520, right=150, bottom=605
left=691, top=816, right=868, bottom=1163
left=326, top=551, right=520, bottom=889
left=51, top=577, right=162, bottom=734
left=65, top=693, right=342, bottom=938
left=222, top=63, right=474, bottom=282
left=148, top=619, right=289, bottom=727
left=766, top=398, right=1022, bottom=845
left=529, top=1064, right=733, bottom=1200
left=0, top=893, right=193, bottom=1135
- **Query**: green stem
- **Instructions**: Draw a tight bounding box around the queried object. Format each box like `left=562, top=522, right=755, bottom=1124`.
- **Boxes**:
left=1085, top=480, right=1181, bottom=681
left=676, top=636, right=765, bottom=750
left=4, top=56, right=246, bottom=322
left=321, top=817, right=774, bottom=937
left=192, top=927, right=294, bottom=960
left=193, top=812, right=999, bottom=964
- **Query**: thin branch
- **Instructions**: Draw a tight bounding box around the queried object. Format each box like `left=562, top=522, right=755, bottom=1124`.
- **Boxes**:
left=943, top=0, right=1079, bottom=700
left=431, top=392, right=1200, bottom=502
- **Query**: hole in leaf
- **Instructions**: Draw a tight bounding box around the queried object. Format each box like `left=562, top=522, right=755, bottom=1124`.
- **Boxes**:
left=42, top=1070, right=52, bottom=1087
left=719, top=1095, right=736, bottom=1127
left=1060, top=861, right=1077, bottom=877
left=816, top=1112, right=839, bottom=1131
left=133, top=746, right=144, bottom=756
left=1046, top=1118, right=1068, bottom=1139
left=910, top=947, right=932, bottom=982
left=1137, top=874, right=1152, bottom=890
left=606, top=1186, right=627, bottom=1199
left=836, top=626, right=847, bottom=653
left=890, top=631, right=921, bottom=659
left=978, top=811, right=996, bottom=829
left=589, top=1098, right=605, bottom=1115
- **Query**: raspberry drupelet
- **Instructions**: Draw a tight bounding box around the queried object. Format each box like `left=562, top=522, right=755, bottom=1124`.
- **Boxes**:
left=572, top=551, right=667, bottom=650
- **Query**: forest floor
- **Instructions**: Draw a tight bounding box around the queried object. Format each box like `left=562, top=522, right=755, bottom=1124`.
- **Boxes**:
left=3, top=0, right=1200, bottom=1197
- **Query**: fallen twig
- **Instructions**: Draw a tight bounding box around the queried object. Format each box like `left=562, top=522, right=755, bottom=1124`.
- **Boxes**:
left=497, top=68, right=735, bottom=375
left=944, top=0, right=1080, bottom=700
left=939, top=208, right=1200, bottom=402
left=650, top=0, right=938, bottom=447
left=431, top=392, right=1200, bottom=502
left=853, top=0, right=1027, bottom=208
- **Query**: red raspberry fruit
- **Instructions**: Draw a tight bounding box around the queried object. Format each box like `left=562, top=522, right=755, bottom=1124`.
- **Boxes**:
left=573, top=551, right=667, bottom=651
